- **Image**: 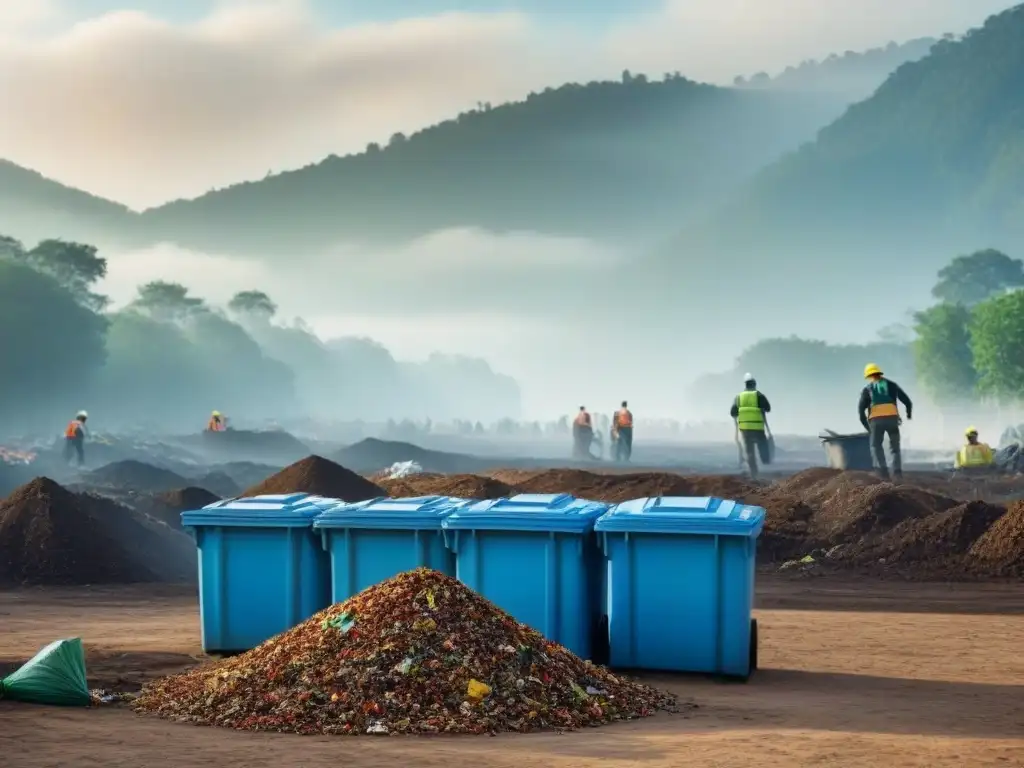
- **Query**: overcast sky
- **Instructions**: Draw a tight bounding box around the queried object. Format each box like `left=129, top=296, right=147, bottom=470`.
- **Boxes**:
left=0, top=0, right=1013, bottom=207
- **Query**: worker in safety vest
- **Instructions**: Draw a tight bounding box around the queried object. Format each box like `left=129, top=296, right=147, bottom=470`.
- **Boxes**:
left=612, top=401, right=634, bottom=462
left=572, top=406, right=593, bottom=459
left=63, top=411, right=88, bottom=466
left=730, top=373, right=771, bottom=479
left=955, top=426, right=994, bottom=470
left=207, top=411, right=227, bottom=432
left=858, top=363, right=913, bottom=482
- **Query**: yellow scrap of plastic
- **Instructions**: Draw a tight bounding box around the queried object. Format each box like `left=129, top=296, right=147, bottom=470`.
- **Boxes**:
left=466, top=679, right=492, bottom=700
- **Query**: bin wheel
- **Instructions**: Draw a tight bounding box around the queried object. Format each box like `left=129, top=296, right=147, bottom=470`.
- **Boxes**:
left=748, top=618, right=759, bottom=676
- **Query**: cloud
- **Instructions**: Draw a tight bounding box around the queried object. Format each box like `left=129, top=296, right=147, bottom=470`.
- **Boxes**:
left=0, top=0, right=64, bottom=37
left=0, top=0, right=579, bottom=208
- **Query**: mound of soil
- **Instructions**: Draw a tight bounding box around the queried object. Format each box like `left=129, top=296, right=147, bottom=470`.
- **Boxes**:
left=142, top=487, right=221, bottom=530
left=808, top=484, right=961, bottom=545
left=379, top=474, right=513, bottom=500
left=968, top=501, right=1024, bottom=575
left=0, top=478, right=162, bottom=585
left=210, top=462, right=283, bottom=491
left=334, top=438, right=480, bottom=474
left=134, top=568, right=676, bottom=735
left=192, top=470, right=240, bottom=498
left=86, top=460, right=190, bottom=493
left=241, top=455, right=384, bottom=501
left=513, top=469, right=757, bottom=504
left=840, top=501, right=1006, bottom=574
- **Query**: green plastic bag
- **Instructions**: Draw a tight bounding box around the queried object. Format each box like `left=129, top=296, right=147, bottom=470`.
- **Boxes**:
left=0, top=638, right=90, bottom=706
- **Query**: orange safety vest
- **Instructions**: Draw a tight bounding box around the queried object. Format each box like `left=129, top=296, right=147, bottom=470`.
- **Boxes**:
left=65, top=421, right=81, bottom=439
left=615, top=409, right=633, bottom=428
left=207, top=418, right=225, bottom=432
left=574, top=412, right=591, bottom=427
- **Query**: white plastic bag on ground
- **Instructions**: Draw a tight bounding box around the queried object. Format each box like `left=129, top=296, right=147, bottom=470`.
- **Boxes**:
left=386, top=461, right=423, bottom=479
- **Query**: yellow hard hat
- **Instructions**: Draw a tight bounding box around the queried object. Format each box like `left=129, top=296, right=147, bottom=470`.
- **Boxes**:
left=211, top=410, right=221, bottom=417
left=863, top=363, right=882, bottom=378
left=965, top=426, right=978, bottom=436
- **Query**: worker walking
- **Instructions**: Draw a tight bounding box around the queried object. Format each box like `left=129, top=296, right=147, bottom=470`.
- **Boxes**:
left=730, top=374, right=771, bottom=479
left=63, top=411, right=88, bottom=467
left=858, top=363, right=913, bottom=482
left=572, top=406, right=593, bottom=459
left=955, top=426, right=994, bottom=470
left=613, top=401, right=633, bottom=462
left=207, top=411, right=227, bottom=432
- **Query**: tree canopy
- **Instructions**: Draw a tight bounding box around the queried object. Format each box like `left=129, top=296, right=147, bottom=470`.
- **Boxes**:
left=931, top=248, right=1024, bottom=306
left=968, top=290, right=1024, bottom=401
left=912, top=303, right=977, bottom=404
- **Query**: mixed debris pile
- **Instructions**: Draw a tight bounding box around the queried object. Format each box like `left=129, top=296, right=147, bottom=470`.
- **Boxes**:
left=133, top=568, right=677, bottom=735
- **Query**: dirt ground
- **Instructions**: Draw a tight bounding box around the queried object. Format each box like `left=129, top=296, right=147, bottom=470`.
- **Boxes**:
left=1, top=579, right=1022, bottom=768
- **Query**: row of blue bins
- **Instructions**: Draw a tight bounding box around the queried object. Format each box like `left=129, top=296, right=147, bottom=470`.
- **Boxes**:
left=181, top=491, right=766, bottom=679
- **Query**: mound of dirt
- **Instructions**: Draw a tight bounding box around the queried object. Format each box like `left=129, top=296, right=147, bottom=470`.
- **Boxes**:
left=0, top=478, right=162, bottom=585
left=209, top=462, right=282, bottom=491
left=808, top=484, right=961, bottom=545
left=192, top=471, right=240, bottom=498
left=241, top=455, right=384, bottom=501
left=142, top=487, right=221, bottom=530
left=334, top=438, right=481, bottom=474
left=134, top=568, right=677, bottom=735
left=840, top=501, right=1006, bottom=574
left=379, top=474, right=514, bottom=500
left=86, top=460, right=190, bottom=493
left=968, top=501, right=1024, bottom=575
left=513, top=469, right=757, bottom=504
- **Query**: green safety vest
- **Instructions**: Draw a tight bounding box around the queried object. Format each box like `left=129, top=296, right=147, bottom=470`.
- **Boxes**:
left=736, top=391, right=764, bottom=431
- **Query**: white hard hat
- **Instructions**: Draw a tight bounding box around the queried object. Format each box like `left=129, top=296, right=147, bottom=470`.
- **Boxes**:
left=76, top=410, right=88, bottom=419
left=743, top=372, right=754, bottom=382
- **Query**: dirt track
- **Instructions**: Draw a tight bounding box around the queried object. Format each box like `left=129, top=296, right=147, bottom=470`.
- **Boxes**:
left=2, top=578, right=1022, bottom=768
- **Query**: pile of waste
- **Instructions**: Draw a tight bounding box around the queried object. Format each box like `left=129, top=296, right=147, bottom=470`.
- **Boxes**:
left=241, top=455, right=384, bottom=502
left=0, top=446, right=36, bottom=466
left=134, top=568, right=677, bottom=735
left=85, top=460, right=190, bottom=493
left=385, top=460, right=423, bottom=479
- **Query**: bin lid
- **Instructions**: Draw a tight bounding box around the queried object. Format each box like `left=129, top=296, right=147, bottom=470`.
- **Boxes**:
left=594, top=496, right=765, bottom=537
left=181, top=492, right=340, bottom=528
left=442, top=493, right=609, bottom=533
left=312, top=495, right=472, bottom=531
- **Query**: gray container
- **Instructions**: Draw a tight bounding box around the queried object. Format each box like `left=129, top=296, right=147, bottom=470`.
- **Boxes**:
left=819, top=431, right=872, bottom=471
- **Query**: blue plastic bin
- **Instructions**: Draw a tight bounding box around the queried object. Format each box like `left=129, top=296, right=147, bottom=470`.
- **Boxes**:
left=313, top=495, right=469, bottom=604
left=181, top=492, right=337, bottom=653
left=595, top=496, right=765, bottom=679
left=442, top=493, right=609, bottom=660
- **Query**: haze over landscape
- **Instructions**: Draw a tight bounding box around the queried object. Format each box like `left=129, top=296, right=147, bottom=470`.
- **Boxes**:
left=2, top=0, right=1024, bottom=436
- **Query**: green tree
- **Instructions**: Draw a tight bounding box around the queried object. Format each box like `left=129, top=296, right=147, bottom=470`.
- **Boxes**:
left=932, top=249, right=1024, bottom=307
left=3, top=237, right=109, bottom=311
left=132, top=281, right=204, bottom=322
left=911, top=303, right=977, bottom=403
left=0, top=260, right=108, bottom=430
left=228, top=290, right=277, bottom=319
left=969, top=290, right=1024, bottom=400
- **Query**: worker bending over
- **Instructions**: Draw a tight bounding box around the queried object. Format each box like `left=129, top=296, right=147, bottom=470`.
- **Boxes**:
left=730, top=373, right=771, bottom=479
left=858, top=363, right=913, bottom=482
left=955, top=427, right=994, bottom=470
left=572, top=406, right=593, bottom=459
left=613, top=401, right=633, bottom=462
left=64, top=411, right=88, bottom=467
left=207, top=411, right=227, bottom=432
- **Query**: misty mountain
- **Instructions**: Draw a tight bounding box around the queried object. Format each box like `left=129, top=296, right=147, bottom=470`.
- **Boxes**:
left=0, top=160, right=136, bottom=247
left=735, top=37, right=938, bottom=102
left=133, top=75, right=852, bottom=256
left=656, top=6, right=1024, bottom=292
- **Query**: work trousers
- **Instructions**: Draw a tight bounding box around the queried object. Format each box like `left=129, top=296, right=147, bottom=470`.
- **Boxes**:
left=63, top=437, right=84, bottom=466
left=741, top=429, right=769, bottom=479
left=869, top=415, right=902, bottom=480
left=572, top=424, right=593, bottom=459
left=614, top=427, right=633, bottom=462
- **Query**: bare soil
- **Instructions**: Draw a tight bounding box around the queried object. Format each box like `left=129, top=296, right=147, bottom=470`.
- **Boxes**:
left=1, top=578, right=1022, bottom=767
